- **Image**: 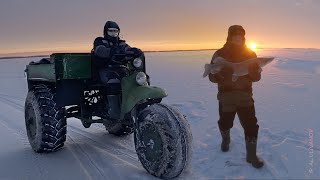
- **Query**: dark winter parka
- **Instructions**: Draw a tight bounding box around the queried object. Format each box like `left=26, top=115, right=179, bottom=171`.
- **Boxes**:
left=209, top=25, right=261, bottom=111
left=209, top=25, right=260, bottom=95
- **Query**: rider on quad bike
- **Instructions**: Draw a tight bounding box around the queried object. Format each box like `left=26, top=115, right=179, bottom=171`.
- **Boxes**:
left=24, top=21, right=192, bottom=179
left=92, top=21, right=143, bottom=121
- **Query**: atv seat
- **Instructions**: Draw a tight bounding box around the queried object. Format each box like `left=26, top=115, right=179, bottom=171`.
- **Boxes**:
left=29, top=58, right=51, bottom=65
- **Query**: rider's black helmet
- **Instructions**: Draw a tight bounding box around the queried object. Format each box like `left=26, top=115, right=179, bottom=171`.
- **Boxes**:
left=103, top=21, right=120, bottom=37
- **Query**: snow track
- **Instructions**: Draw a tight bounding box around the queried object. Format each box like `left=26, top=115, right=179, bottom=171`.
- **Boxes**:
left=0, top=93, right=154, bottom=180
left=0, top=99, right=51, bottom=180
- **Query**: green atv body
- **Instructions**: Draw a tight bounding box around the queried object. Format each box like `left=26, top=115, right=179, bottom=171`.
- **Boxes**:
left=25, top=53, right=166, bottom=117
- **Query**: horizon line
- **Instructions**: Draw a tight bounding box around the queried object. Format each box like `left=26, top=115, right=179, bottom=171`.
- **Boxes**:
left=1, top=47, right=319, bottom=60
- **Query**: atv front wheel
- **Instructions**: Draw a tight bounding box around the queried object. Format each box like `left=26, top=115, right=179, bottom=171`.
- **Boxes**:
left=134, top=103, right=192, bottom=179
left=25, top=84, right=67, bottom=153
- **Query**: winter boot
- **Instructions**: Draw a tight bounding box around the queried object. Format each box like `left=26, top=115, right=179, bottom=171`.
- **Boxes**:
left=246, top=137, right=264, bottom=168
left=220, top=129, right=230, bottom=152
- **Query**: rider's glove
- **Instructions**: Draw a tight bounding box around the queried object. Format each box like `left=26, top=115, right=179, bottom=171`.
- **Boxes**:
left=128, top=48, right=143, bottom=57
left=95, top=45, right=111, bottom=59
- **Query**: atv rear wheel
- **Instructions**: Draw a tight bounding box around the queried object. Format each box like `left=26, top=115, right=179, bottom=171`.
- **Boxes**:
left=134, top=103, right=192, bottom=179
left=25, top=84, right=67, bottom=153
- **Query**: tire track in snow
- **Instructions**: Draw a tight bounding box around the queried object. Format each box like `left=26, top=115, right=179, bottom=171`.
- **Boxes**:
left=66, top=135, right=110, bottom=180
left=0, top=95, right=143, bottom=179
left=69, top=125, right=138, bottom=160
left=0, top=93, right=25, bottom=101
left=68, top=126, right=140, bottom=167
left=0, top=96, right=109, bottom=180
left=0, top=96, right=24, bottom=111
left=0, top=117, right=39, bottom=179
left=0, top=101, right=48, bottom=180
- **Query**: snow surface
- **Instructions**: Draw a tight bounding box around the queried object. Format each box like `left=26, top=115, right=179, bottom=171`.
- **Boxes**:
left=0, top=49, right=319, bottom=179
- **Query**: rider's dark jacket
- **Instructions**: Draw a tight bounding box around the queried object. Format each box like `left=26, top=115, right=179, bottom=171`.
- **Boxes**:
left=92, top=36, right=131, bottom=69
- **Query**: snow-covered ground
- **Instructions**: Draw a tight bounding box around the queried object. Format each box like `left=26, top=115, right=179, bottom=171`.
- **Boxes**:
left=0, top=49, right=319, bottom=179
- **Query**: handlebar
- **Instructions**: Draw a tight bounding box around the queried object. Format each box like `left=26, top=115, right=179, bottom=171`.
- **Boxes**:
left=111, top=52, right=137, bottom=65
left=106, top=47, right=143, bottom=66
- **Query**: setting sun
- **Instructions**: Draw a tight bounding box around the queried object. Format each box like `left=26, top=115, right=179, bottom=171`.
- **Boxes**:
left=249, top=43, right=257, bottom=51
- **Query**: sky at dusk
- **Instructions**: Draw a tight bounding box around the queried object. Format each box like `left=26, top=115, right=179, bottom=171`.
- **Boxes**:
left=0, top=0, right=319, bottom=56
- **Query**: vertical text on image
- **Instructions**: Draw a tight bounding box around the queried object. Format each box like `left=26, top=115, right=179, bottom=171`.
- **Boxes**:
left=308, top=128, right=314, bottom=174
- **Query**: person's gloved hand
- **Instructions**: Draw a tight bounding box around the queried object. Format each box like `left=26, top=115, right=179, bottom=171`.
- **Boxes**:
left=127, top=47, right=143, bottom=57
left=248, top=62, right=261, bottom=74
left=248, top=62, right=262, bottom=82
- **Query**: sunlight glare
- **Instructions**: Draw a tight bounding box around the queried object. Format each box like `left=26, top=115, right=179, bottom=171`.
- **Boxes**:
left=249, top=43, right=257, bottom=51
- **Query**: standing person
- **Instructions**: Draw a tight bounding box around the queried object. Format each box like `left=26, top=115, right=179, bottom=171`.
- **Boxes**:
left=209, top=25, right=264, bottom=168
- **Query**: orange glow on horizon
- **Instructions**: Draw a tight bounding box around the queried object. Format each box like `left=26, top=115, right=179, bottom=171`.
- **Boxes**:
left=0, top=41, right=225, bottom=55
left=129, top=41, right=223, bottom=52
left=1, top=38, right=318, bottom=57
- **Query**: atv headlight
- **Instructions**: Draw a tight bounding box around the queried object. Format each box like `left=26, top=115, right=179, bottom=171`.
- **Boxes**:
left=133, top=58, right=143, bottom=69
left=136, top=72, right=147, bottom=86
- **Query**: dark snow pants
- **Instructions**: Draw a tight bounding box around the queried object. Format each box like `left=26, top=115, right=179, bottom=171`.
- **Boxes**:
left=217, top=91, right=259, bottom=139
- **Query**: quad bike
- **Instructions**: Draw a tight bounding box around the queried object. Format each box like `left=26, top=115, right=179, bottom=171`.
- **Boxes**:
left=24, top=51, right=192, bottom=179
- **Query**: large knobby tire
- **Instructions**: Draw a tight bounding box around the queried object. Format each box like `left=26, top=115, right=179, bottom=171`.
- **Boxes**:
left=134, top=103, right=192, bottom=179
left=106, top=123, right=134, bottom=136
left=24, top=84, right=67, bottom=153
